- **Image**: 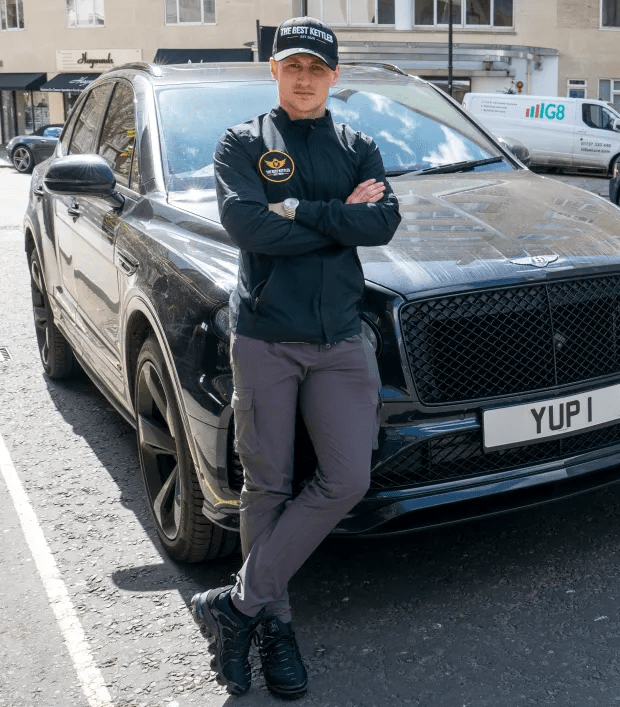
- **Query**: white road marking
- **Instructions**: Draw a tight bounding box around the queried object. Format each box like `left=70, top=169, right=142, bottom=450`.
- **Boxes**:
left=0, top=434, right=114, bottom=707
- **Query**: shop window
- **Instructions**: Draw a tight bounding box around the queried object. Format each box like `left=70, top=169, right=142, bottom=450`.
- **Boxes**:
left=602, top=0, right=620, bottom=27
left=599, top=78, right=620, bottom=109
left=165, top=0, right=215, bottom=24
left=66, top=0, right=104, bottom=27
left=415, top=0, right=512, bottom=26
left=568, top=79, right=587, bottom=99
left=0, top=0, right=24, bottom=30
left=97, top=82, right=139, bottom=190
left=307, top=0, right=395, bottom=25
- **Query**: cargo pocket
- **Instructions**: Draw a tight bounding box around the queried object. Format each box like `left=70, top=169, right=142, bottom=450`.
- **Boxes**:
left=231, top=387, right=257, bottom=456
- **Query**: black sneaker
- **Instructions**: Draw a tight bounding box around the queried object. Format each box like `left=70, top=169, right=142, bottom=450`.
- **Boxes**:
left=191, top=586, right=263, bottom=695
left=258, top=616, right=308, bottom=699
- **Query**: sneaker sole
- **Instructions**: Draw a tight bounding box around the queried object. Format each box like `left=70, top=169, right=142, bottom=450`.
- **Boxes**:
left=265, top=679, right=308, bottom=700
left=190, top=593, right=249, bottom=696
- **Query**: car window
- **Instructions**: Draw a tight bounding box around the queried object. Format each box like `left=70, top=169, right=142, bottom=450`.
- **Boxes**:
left=582, top=104, right=618, bottom=131
left=69, top=83, right=114, bottom=155
left=97, top=82, right=139, bottom=190
left=43, top=127, right=62, bottom=138
left=60, top=101, right=85, bottom=154
left=156, top=79, right=506, bottom=193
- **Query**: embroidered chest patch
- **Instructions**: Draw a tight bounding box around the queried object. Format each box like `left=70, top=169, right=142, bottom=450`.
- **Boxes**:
left=259, top=150, right=295, bottom=183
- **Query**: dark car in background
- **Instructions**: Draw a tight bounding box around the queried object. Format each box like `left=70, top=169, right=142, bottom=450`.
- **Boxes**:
left=7, top=124, right=63, bottom=173
left=24, top=62, right=620, bottom=564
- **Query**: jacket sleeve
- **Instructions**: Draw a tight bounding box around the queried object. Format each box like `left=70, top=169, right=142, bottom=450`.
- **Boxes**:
left=294, top=137, right=401, bottom=247
left=214, top=129, right=336, bottom=256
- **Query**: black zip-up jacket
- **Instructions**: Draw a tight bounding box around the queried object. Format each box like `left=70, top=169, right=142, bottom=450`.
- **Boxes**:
left=214, top=105, right=401, bottom=344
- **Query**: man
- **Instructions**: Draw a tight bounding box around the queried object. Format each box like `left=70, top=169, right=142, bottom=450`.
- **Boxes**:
left=191, top=16, right=401, bottom=698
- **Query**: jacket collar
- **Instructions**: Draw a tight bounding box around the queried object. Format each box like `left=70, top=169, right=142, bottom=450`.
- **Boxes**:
left=270, top=104, right=333, bottom=129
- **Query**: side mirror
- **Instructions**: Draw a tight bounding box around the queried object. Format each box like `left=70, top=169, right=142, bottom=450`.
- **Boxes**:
left=44, top=154, right=124, bottom=209
left=496, top=136, right=531, bottom=167
left=613, top=118, right=620, bottom=132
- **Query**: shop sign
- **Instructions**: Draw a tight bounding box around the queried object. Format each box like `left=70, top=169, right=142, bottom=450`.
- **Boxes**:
left=56, top=49, right=141, bottom=72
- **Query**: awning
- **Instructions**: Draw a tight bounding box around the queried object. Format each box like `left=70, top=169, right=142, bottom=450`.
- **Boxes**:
left=0, top=73, right=47, bottom=91
left=40, top=73, right=101, bottom=93
left=153, top=48, right=252, bottom=64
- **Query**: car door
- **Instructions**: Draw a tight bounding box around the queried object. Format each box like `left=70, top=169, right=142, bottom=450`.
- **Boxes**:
left=575, top=103, right=618, bottom=168
left=51, top=83, right=114, bottom=330
left=71, top=80, right=140, bottom=398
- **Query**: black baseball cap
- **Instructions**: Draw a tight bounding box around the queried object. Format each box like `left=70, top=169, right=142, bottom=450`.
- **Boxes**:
left=272, top=16, right=338, bottom=70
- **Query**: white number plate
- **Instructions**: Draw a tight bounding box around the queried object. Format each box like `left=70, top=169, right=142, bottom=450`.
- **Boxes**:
left=482, top=383, right=620, bottom=451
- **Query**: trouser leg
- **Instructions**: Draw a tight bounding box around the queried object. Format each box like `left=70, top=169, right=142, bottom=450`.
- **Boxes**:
left=229, top=333, right=300, bottom=621
left=231, top=335, right=380, bottom=620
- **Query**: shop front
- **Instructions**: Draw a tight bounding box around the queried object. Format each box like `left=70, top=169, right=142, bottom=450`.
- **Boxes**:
left=39, top=73, right=101, bottom=120
left=0, top=73, right=47, bottom=144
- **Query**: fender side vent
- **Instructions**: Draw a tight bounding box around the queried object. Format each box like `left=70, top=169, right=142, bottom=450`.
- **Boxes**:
left=0, top=346, right=12, bottom=362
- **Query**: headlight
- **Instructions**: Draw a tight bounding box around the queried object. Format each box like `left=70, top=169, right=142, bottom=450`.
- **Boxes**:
left=361, top=318, right=380, bottom=355
left=212, top=304, right=231, bottom=340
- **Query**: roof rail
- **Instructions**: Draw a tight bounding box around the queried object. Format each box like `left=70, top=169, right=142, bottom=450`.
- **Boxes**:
left=340, top=61, right=409, bottom=76
left=104, top=62, right=163, bottom=77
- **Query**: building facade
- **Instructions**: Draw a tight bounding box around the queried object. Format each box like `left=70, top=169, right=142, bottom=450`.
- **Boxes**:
left=0, top=0, right=619, bottom=141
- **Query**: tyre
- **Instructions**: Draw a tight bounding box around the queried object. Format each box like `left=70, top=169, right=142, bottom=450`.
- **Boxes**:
left=12, top=145, right=34, bottom=173
left=29, top=249, right=75, bottom=379
left=135, top=336, right=239, bottom=562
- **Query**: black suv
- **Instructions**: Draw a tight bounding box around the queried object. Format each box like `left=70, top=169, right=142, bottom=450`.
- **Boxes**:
left=24, top=61, right=620, bottom=563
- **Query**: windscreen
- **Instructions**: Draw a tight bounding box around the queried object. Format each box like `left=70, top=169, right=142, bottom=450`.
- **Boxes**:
left=156, top=78, right=507, bottom=193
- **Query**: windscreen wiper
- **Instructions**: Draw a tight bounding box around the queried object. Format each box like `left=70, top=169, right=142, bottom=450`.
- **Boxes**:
left=386, top=156, right=504, bottom=177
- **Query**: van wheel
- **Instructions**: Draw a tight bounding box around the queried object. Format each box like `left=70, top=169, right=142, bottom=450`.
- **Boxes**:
left=135, top=336, right=239, bottom=562
left=609, top=156, right=620, bottom=179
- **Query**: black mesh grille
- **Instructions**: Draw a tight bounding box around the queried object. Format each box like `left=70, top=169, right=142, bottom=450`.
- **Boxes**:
left=401, top=276, right=620, bottom=404
left=369, top=424, right=620, bottom=491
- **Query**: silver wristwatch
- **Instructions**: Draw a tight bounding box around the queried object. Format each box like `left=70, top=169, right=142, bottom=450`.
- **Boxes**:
left=283, top=198, right=299, bottom=220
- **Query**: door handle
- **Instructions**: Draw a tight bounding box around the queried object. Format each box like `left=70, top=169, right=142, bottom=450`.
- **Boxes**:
left=67, top=204, right=81, bottom=220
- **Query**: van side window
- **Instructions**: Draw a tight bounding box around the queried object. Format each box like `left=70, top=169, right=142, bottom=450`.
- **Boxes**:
left=582, top=104, right=616, bottom=131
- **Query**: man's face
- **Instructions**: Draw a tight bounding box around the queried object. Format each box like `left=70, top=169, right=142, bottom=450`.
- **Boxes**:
left=270, top=54, right=339, bottom=121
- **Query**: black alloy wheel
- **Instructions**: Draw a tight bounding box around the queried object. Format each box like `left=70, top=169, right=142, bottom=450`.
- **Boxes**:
left=12, top=145, right=34, bottom=173
left=135, top=336, right=239, bottom=562
left=29, top=249, right=75, bottom=379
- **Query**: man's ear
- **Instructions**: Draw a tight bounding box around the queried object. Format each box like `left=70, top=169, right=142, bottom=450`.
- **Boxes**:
left=270, top=58, right=278, bottom=79
left=331, top=66, right=340, bottom=86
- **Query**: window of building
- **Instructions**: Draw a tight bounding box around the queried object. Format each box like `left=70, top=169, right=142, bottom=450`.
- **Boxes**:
left=568, top=79, right=587, bottom=99
left=165, top=0, right=215, bottom=24
left=97, top=82, right=139, bottom=190
left=66, top=0, right=104, bottom=27
left=0, top=0, right=24, bottom=30
left=415, top=0, right=513, bottom=26
left=602, top=0, right=620, bottom=27
left=307, top=0, right=395, bottom=25
left=599, top=78, right=620, bottom=108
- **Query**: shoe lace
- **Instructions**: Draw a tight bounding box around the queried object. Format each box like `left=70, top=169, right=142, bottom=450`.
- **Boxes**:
left=258, top=631, right=301, bottom=671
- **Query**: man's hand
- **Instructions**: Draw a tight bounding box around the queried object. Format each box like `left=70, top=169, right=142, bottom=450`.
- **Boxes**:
left=345, top=178, right=386, bottom=204
left=268, top=202, right=285, bottom=217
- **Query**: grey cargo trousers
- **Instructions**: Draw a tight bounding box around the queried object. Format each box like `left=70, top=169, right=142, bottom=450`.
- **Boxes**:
left=229, top=331, right=380, bottom=623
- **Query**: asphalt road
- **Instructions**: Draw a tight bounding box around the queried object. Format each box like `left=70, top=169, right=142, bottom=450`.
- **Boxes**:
left=2, top=166, right=620, bottom=707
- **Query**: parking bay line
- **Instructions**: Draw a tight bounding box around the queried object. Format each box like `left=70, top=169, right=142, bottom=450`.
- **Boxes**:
left=0, top=433, right=114, bottom=707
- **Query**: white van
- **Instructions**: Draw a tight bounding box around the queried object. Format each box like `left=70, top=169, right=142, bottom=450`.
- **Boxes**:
left=462, top=93, right=620, bottom=173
